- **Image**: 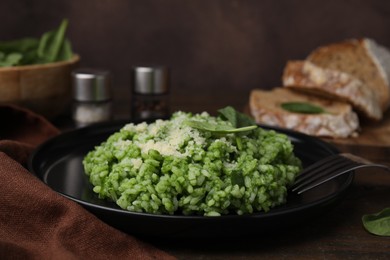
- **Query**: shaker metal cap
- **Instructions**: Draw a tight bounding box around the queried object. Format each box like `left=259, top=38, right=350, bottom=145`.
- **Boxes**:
left=132, top=66, right=169, bottom=94
left=72, top=68, right=111, bottom=101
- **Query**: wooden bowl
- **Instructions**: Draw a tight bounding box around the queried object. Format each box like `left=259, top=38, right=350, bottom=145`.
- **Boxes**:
left=0, top=55, right=80, bottom=118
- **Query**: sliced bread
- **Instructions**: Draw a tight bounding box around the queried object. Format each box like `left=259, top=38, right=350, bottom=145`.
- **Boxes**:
left=283, top=60, right=382, bottom=121
left=307, top=38, right=390, bottom=112
left=249, top=88, right=359, bottom=138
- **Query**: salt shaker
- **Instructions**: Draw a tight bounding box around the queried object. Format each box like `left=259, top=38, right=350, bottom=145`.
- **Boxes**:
left=131, top=66, right=170, bottom=120
left=72, top=68, right=112, bottom=127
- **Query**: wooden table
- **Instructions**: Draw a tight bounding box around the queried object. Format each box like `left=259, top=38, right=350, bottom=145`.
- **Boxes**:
left=151, top=145, right=389, bottom=260
left=55, top=90, right=390, bottom=259
left=157, top=153, right=389, bottom=260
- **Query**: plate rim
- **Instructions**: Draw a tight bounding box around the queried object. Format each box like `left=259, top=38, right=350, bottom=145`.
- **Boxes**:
left=28, top=121, right=354, bottom=221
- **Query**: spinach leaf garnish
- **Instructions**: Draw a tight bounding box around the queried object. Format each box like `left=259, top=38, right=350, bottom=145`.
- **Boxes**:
left=184, top=120, right=257, bottom=134
left=218, top=106, right=256, bottom=127
left=362, top=207, right=390, bottom=236
left=281, top=102, right=326, bottom=114
left=185, top=106, right=257, bottom=137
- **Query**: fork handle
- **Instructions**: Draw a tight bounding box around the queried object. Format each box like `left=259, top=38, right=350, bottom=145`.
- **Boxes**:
left=340, top=153, right=373, bottom=164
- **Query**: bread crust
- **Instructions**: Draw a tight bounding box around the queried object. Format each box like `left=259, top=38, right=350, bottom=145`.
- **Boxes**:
left=307, top=38, right=390, bottom=111
left=283, top=60, right=382, bottom=121
left=249, top=88, right=359, bottom=138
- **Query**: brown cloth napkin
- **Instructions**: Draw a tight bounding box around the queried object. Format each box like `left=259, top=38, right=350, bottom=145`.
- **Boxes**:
left=0, top=105, right=175, bottom=260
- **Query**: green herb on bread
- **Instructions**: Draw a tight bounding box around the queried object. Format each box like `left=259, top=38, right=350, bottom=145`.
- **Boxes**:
left=281, top=102, right=326, bottom=114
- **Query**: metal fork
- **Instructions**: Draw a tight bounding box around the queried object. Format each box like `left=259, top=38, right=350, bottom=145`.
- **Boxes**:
left=290, top=153, right=390, bottom=194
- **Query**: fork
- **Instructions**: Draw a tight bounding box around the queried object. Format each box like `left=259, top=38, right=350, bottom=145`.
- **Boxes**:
left=290, top=153, right=390, bottom=194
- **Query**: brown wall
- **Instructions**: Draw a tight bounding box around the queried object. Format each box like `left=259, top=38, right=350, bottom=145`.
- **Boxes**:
left=2, top=0, right=390, bottom=114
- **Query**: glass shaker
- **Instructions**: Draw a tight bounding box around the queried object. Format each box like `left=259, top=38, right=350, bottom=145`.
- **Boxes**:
left=72, top=68, right=112, bottom=127
left=131, top=66, right=170, bottom=120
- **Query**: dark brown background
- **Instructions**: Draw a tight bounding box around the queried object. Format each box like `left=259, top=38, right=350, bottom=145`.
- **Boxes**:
left=2, top=2, right=390, bottom=258
left=2, top=0, right=390, bottom=116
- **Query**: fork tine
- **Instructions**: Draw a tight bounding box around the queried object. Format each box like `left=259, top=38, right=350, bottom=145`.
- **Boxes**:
left=290, top=154, right=361, bottom=192
left=296, top=162, right=390, bottom=194
left=291, top=153, right=390, bottom=194
left=291, top=159, right=359, bottom=193
left=293, top=154, right=345, bottom=185
left=295, top=165, right=362, bottom=194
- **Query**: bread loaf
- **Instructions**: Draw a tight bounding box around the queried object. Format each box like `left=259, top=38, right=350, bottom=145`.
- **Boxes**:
left=249, top=88, right=359, bottom=138
left=283, top=60, right=382, bottom=120
left=307, top=38, right=390, bottom=112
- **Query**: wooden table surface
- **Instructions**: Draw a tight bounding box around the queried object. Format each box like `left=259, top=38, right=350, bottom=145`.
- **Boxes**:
left=157, top=153, right=390, bottom=260
left=55, top=90, right=390, bottom=259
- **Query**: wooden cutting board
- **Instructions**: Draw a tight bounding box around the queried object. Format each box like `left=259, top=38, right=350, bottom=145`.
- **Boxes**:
left=324, top=110, right=390, bottom=147
left=245, top=105, right=390, bottom=147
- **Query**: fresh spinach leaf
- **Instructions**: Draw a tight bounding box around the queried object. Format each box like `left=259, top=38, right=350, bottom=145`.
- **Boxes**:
left=281, top=102, right=326, bottom=114
left=57, top=38, right=73, bottom=61
left=186, top=106, right=258, bottom=136
left=218, top=106, right=255, bottom=127
left=185, top=120, right=257, bottom=134
left=0, top=38, right=38, bottom=53
left=20, top=49, right=39, bottom=65
left=218, top=106, right=239, bottom=127
left=0, top=52, right=23, bottom=67
left=0, top=19, right=73, bottom=67
left=362, top=207, right=390, bottom=236
left=37, top=19, right=70, bottom=63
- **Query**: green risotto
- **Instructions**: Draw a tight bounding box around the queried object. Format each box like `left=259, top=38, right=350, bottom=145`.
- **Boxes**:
left=83, top=109, right=302, bottom=216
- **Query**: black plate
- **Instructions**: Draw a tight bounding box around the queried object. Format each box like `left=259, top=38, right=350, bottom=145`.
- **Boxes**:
left=28, top=121, right=353, bottom=239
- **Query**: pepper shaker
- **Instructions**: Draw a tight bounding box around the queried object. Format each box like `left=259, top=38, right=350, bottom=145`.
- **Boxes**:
left=131, top=66, right=170, bottom=120
left=72, top=68, right=112, bottom=127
